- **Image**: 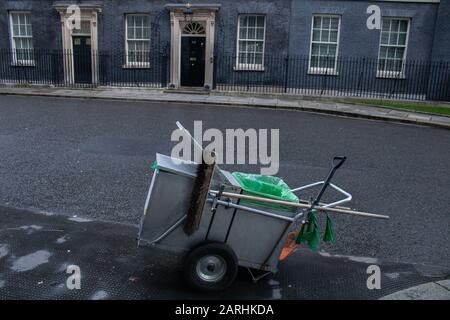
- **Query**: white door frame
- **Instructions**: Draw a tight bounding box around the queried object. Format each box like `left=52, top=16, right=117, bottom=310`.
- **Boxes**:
left=166, top=4, right=220, bottom=89
left=54, top=4, right=101, bottom=85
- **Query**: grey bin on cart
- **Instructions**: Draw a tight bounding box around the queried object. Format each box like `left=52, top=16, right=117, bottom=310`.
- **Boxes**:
left=138, top=153, right=297, bottom=272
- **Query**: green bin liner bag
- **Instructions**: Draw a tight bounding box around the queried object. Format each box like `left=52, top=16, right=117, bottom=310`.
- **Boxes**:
left=295, top=209, right=320, bottom=250
left=231, top=172, right=299, bottom=212
left=323, top=214, right=335, bottom=243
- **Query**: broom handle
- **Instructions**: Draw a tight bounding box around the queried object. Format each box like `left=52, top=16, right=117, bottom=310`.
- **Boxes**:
left=176, top=121, right=203, bottom=151
left=298, top=199, right=351, bottom=211
left=209, top=190, right=389, bottom=220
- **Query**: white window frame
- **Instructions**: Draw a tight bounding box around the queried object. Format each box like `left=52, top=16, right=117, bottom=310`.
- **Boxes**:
left=124, top=13, right=151, bottom=68
left=377, top=17, right=410, bottom=79
left=308, top=14, right=341, bottom=75
left=9, top=11, right=34, bottom=66
left=235, top=14, right=266, bottom=71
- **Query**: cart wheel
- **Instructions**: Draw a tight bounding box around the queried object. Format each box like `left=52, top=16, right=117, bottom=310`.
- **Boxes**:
left=183, top=242, right=238, bottom=292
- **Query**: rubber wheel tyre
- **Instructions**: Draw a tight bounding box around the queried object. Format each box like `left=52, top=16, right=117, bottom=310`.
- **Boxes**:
left=183, top=242, right=238, bottom=292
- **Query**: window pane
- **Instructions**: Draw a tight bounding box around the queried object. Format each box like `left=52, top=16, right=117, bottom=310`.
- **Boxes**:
left=248, top=27, right=255, bottom=39
left=135, top=16, right=142, bottom=27
left=143, top=26, right=150, bottom=38
left=398, top=33, right=407, bottom=45
left=135, top=27, right=143, bottom=39
left=126, top=15, right=150, bottom=64
left=12, top=13, right=19, bottom=25
left=330, top=30, right=338, bottom=42
left=257, top=16, right=265, bottom=28
left=313, top=17, right=321, bottom=28
left=239, top=26, right=247, bottom=39
left=389, top=32, right=398, bottom=45
left=238, top=40, right=247, bottom=53
left=312, top=29, right=320, bottom=41
left=254, top=41, right=264, bottom=53
left=19, top=24, right=26, bottom=36
left=248, top=16, right=256, bottom=27
left=237, top=15, right=265, bottom=66
left=391, top=20, right=399, bottom=32
left=387, top=47, right=396, bottom=58
left=379, top=46, right=387, bottom=59
left=256, top=27, right=264, bottom=40
left=127, top=15, right=133, bottom=27
left=80, top=21, right=90, bottom=34
left=321, top=30, right=330, bottom=42
left=380, top=31, right=389, bottom=45
left=238, top=52, right=247, bottom=64
left=240, top=15, right=247, bottom=27
left=26, top=24, right=32, bottom=36
left=311, top=56, right=319, bottom=68
left=330, top=18, right=339, bottom=30
left=399, top=20, right=408, bottom=32
left=327, top=44, right=337, bottom=56
left=127, top=26, right=134, bottom=39
left=254, top=53, right=263, bottom=65
left=127, top=15, right=150, bottom=39
left=378, top=59, right=386, bottom=71
left=378, top=18, right=409, bottom=73
left=310, top=15, right=340, bottom=71
left=11, top=12, right=34, bottom=62
left=395, top=47, right=405, bottom=59
left=311, top=44, right=320, bottom=55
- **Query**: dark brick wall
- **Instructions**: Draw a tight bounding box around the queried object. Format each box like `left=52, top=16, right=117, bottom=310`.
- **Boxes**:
left=431, top=0, right=450, bottom=61
left=0, top=0, right=61, bottom=50
left=0, top=0, right=448, bottom=100
left=0, top=1, right=61, bottom=84
left=0, top=0, right=443, bottom=60
left=289, top=0, right=438, bottom=60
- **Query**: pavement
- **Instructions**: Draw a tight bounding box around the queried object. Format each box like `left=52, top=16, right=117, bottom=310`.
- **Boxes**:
left=0, top=86, right=449, bottom=129
left=380, top=280, right=450, bottom=300
left=1, top=206, right=449, bottom=300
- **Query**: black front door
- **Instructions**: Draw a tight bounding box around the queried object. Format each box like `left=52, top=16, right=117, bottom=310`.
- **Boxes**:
left=72, top=36, right=92, bottom=84
left=180, top=36, right=205, bottom=87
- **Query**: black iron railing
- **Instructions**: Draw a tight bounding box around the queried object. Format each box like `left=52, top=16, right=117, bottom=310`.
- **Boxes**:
left=0, top=49, right=169, bottom=89
left=214, top=54, right=450, bottom=101
left=1, top=49, right=449, bottom=101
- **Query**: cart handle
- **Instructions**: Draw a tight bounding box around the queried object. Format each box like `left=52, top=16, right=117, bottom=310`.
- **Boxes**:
left=332, top=156, right=346, bottom=170
left=312, top=156, right=347, bottom=206
left=291, top=181, right=352, bottom=208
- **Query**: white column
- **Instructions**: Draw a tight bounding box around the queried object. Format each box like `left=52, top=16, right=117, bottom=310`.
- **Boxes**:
left=204, top=12, right=216, bottom=89
left=90, top=12, right=99, bottom=85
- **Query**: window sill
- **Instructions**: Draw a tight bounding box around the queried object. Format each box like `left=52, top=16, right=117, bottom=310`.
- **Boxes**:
left=308, top=68, right=338, bottom=76
left=11, top=61, right=35, bottom=67
left=233, top=65, right=265, bottom=72
left=376, top=71, right=406, bottom=79
left=122, top=63, right=151, bottom=69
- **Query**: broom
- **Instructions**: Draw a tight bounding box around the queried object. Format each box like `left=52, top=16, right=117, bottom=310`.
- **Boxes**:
left=183, top=150, right=216, bottom=235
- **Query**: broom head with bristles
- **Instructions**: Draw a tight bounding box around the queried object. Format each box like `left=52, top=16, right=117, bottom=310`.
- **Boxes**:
left=183, top=150, right=216, bottom=235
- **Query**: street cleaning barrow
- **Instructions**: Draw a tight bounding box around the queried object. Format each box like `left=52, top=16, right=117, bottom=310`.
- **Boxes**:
left=138, top=122, right=389, bottom=292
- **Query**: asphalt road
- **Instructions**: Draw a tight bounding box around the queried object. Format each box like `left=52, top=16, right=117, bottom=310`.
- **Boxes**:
left=2, top=207, right=448, bottom=300
left=0, top=94, right=449, bottom=268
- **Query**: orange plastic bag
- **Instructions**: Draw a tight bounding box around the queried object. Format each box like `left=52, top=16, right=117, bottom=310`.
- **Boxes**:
left=279, top=231, right=300, bottom=261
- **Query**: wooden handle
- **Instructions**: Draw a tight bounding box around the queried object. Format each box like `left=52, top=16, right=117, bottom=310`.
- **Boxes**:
left=209, top=190, right=389, bottom=220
